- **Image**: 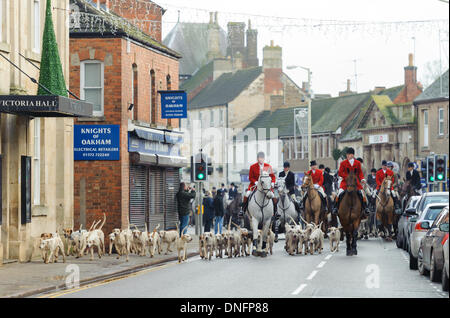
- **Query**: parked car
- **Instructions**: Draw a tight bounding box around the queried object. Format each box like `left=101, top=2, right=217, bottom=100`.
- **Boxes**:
left=406, top=192, right=449, bottom=257
left=397, top=195, right=421, bottom=249
left=409, top=203, right=448, bottom=270
left=418, top=206, right=449, bottom=282
left=442, top=224, right=449, bottom=292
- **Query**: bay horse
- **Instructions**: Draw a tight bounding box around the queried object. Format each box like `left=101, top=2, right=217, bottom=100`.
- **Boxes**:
left=376, top=176, right=395, bottom=239
left=400, top=179, right=417, bottom=212
left=338, top=168, right=363, bottom=256
left=301, top=172, right=325, bottom=231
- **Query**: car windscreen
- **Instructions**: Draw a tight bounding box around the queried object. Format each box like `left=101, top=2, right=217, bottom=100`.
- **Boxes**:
left=424, top=206, right=446, bottom=221
left=420, top=196, right=449, bottom=210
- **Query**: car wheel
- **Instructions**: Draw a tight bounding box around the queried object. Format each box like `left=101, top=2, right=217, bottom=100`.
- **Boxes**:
left=430, top=252, right=442, bottom=283
left=396, top=234, right=403, bottom=248
left=409, top=249, right=418, bottom=270
left=442, top=269, right=449, bottom=292
left=418, top=246, right=429, bottom=276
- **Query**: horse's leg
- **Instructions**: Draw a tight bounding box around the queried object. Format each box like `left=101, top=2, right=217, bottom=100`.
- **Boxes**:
left=346, top=231, right=352, bottom=256
left=352, top=229, right=358, bottom=256
left=251, top=217, right=260, bottom=256
left=260, top=221, right=271, bottom=257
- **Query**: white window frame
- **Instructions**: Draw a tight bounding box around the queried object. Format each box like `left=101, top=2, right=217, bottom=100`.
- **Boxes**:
left=33, top=0, right=41, bottom=53
left=210, top=109, right=214, bottom=127
left=423, top=110, right=429, bottom=147
left=80, top=60, right=104, bottom=117
left=438, top=107, right=444, bottom=136
left=33, top=118, right=41, bottom=205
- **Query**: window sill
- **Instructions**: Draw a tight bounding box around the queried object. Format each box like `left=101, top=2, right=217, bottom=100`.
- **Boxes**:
left=0, top=42, right=11, bottom=54
left=78, top=116, right=106, bottom=122
left=24, top=49, right=41, bottom=64
left=32, top=205, right=48, bottom=217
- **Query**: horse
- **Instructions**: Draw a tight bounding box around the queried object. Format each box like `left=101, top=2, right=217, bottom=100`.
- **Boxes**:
left=227, top=193, right=243, bottom=229
left=400, top=179, right=417, bottom=212
left=338, top=168, right=363, bottom=256
left=301, top=172, right=325, bottom=232
left=375, top=175, right=395, bottom=239
left=246, top=171, right=274, bottom=257
left=275, top=176, right=298, bottom=235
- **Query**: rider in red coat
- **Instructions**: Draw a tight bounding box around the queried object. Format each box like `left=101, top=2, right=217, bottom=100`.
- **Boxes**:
left=332, top=147, right=370, bottom=216
left=373, top=160, right=401, bottom=212
left=242, top=152, right=276, bottom=213
left=303, top=160, right=328, bottom=212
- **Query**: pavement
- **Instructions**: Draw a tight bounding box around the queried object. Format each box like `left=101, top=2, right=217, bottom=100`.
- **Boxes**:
left=0, top=227, right=199, bottom=298
left=35, top=234, right=449, bottom=299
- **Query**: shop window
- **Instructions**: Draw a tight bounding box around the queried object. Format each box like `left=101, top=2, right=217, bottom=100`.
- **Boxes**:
left=80, top=60, right=104, bottom=116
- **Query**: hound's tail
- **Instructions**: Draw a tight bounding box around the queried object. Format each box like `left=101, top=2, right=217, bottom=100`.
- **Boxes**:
left=97, top=213, right=106, bottom=231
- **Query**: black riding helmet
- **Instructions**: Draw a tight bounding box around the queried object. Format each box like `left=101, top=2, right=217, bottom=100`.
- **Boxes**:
left=284, top=161, right=290, bottom=168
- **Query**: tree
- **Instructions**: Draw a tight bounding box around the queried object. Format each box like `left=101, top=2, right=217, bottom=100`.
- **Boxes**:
left=332, top=148, right=342, bottom=169
left=37, top=0, right=67, bottom=97
left=420, top=59, right=449, bottom=89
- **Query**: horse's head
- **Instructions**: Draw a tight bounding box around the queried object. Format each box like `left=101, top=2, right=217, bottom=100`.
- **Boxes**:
left=301, top=172, right=313, bottom=190
left=276, top=177, right=288, bottom=194
left=381, top=175, right=392, bottom=196
left=345, top=168, right=358, bottom=193
left=258, top=171, right=272, bottom=192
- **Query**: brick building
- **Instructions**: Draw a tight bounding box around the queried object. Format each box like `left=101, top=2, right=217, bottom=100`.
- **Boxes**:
left=70, top=0, right=186, bottom=236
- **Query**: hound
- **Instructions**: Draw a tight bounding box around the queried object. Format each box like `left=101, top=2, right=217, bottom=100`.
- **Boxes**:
left=39, top=233, right=66, bottom=264
left=204, top=232, right=215, bottom=261
left=147, top=224, right=161, bottom=258
left=309, top=222, right=324, bottom=255
left=39, top=233, right=53, bottom=262
left=176, top=225, right=193, bottom=263
left=232, top=222, right=252, bottom=257
left=160, top=229, right=179, bottom=254
left=214, top=233, right=226, bottom=258
left=83, top=213, right=107, bottom=260
left=132, top=224, right=149, bottom=256
left=327, top=226, right=341, bottom=252
left=111, top=228, right=131, bottom=262
left=77, top=219, right=100, bottom=258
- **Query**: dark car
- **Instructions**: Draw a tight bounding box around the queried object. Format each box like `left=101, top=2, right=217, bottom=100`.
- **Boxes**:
left=397, top=195, right=421, bottom=249
left=406, top=192, right=449, bottom=260
left=418, top=206, right=449, bottom=282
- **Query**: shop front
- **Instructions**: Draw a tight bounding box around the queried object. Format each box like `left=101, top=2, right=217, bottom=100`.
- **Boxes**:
left=128, top=127, right=187, bottom=231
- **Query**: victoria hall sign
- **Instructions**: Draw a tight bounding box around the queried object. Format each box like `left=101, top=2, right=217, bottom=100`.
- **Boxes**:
left=0, top=95, right=93, bottom=117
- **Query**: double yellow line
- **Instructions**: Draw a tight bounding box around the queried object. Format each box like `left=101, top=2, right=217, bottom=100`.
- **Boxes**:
left=38, top=262, right=177, bottom=298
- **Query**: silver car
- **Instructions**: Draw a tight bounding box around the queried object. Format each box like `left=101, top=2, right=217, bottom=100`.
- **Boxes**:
left=409, top=203, right=448, bottom=270
left=397, top=195, right=421, bottom=250
left=441, top=222, right=449, bottom=292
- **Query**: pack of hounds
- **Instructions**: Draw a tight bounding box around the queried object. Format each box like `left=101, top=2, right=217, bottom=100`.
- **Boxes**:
left=199, top=216, right=343, bottom=261
left=39, top=213, right=194, bottom=264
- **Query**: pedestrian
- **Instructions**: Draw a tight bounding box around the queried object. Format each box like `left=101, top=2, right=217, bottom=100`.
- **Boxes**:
left=203, top=191, right=215, bottom=233
left=214, top=190, right=225, bottom=234
left=176, top=183, right=196, bottom=236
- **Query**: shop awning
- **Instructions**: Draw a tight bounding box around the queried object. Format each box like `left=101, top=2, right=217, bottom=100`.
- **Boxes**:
left=130, top=152, right=187, bottom=168
left=0, top=95, right=93, bottom=117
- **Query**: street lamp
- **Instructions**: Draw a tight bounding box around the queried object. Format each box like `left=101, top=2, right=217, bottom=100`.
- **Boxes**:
left=287, top=65, right=313, bottom=163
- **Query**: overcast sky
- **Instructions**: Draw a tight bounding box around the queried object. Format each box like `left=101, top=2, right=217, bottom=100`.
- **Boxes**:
left=159, top=0, right=449, bottom=96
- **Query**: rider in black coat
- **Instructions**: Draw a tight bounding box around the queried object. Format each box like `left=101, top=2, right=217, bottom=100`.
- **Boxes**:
left=406, top=162, right=422, bottom=195
left=323, top=167, right=334, bottom=196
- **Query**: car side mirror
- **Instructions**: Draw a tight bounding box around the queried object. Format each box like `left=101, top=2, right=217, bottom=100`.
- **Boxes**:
left=405, top=208, right=417, bottom=215
left=439, top=223, right=449, bottom=233
left=410, top=217, right=417, bottom=223
left=421, top=221, right=431, bottom=230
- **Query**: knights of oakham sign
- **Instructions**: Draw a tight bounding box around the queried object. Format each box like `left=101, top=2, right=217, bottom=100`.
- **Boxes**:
left=0, top=95, right=93, bottom=117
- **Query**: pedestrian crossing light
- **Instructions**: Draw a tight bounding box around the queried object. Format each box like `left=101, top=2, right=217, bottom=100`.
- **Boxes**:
left=193, top=152, right=208, bottom=182
left=435, top=155, right=447, bottom=182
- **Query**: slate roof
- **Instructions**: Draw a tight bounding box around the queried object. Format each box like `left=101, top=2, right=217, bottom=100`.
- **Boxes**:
left=180, top=60, right=214, bottom=95
left=415, top=69, right=449, bottom=103
left=188, top=67, right=263, bottom=110
left=163, top=22, right=227, bottom=75
left=70, top=0, right=181, bottom=59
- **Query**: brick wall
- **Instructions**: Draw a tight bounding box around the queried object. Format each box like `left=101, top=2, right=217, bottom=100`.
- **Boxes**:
left=70, top=35, right=179, bottom=239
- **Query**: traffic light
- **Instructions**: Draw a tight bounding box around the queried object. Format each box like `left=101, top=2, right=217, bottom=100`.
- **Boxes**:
left=420, top=160, right=427, bottom=181
left=427, top=156, right=436, bottom=183
left=435, top=155, right=447, bottom=182
left=193, top=152, right=208, bottom=182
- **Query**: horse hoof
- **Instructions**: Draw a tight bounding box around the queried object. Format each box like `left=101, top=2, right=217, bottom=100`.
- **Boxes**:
left=252, top=250, right=259, bottom=257
left=260, top=251, right=267, bottom=258
left=346, top=249, right=353, bottom=256
left=352, top=249, right=358, bottom=256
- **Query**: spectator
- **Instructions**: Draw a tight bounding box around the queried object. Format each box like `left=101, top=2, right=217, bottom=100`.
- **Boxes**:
left=176, top=183, right=196, bottom=236
left=203, top=191, right=215, bottom=233
left=214, top=190, right=225, bottom=234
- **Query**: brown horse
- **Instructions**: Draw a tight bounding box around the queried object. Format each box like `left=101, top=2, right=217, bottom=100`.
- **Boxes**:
left=338, top=168, right=363, bottom=256
left=301, top=172, right=324, bottom=230
left=376, top=176, right=395, bottom=239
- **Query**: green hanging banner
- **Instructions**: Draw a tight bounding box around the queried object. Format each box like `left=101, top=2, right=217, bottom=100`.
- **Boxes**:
left=37, top=0, right=67, bottom=97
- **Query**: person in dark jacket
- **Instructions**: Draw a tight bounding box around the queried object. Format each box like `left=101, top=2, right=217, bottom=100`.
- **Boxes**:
left=406, top=162, right=422, bottom=195
left=367, top=168, right=377, bottom=190
left=323, top=167, right=334, bottom=196
left=214, top=191, right=225, bottom=234
left=228, top=183, right=238, bottom=201
left=203, top=191, right=215, bottom=233
left=176, top=183, right=196, bottom=235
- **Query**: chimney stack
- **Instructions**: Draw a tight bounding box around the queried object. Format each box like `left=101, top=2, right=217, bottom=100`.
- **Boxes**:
left=347, top=79, right=351, bottom=92
left=404, top=53, right=417, bottom=87
left=246, top=19, right=259, bottom=68
left=207, top=12, right=221, bottom=60
left=263, top=41, right=283, bottom=100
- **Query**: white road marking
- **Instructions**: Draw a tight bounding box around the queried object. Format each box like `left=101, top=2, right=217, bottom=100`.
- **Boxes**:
left=291, top=284, right=307, bottom=295
left=317, top=261, right=326, bottom=268
left=307, top=270, right=318, bottom=280
left=325, top=254, right=333, bottom=260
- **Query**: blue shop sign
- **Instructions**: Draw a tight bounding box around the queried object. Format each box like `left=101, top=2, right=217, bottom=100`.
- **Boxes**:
left=240, top=174, right=250, bottom=183
left=74, top=125, right=120, bottom=161
left=128, top=134, right=181, bottom=157
left=159, top=91, right=187, bottom=119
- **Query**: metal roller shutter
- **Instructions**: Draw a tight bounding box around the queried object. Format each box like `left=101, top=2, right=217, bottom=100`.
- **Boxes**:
left=148, top=167, right=165, bottom=231
left=165, top=168, right=180, bottom=230
left=129, top=165, right=147, bottom=231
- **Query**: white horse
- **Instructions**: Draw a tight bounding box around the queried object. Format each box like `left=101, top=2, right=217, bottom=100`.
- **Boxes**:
left=276, top=177, right=298, bottom=236
left=247, top=171, right=274, bottom=257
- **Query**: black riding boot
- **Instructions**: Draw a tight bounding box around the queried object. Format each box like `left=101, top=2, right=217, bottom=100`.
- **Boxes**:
left=321, top=196, right=328, bottom=212
left=358, top=192, right=370, bottom=216
left=332, top=194, right=342, bottom=215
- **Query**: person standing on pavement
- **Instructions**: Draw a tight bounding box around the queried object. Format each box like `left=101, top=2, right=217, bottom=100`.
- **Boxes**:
left=176, top=183, right=196, bottom=236
left=214, top=190, right=225, bottom=234
left=203, top=191, right=215, bottom=233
